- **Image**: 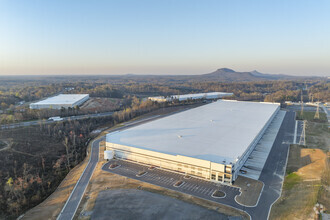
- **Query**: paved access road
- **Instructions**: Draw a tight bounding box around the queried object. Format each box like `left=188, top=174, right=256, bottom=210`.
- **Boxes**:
left=57, top=136, right=105, bottom=220
left=0, top=111, right=114, bottom=130
left=245, top=110, right=296, bottom=219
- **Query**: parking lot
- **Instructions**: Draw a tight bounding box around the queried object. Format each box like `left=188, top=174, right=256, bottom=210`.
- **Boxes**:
left=102, top=159, right=240, bottom=204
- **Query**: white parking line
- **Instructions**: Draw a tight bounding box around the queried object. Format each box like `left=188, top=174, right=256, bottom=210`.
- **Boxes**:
left=193, top=185, right=200, bottom=192
left=207, top=189, right=214, bottom=195
left=182, top=183, right=190, bottom=189
left=148, top=175, right=157, bottom=180
left=187, top=184, right=195, bottom=190
left=197, top=187, right=205, bottom=193
left=293, top=120, right=298, bottom=144
left=147, top=174, right=155, bottom=178
left=167, top=179, right=175, bottom=185
left=184, top=183, right=192, bottom=189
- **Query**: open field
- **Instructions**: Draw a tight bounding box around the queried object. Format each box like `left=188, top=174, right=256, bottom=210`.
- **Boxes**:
left=80, top=97, right=122, bottom=112
left=296, top=111, right=327, bottom=123
left=270, top=145, right=329, bottom=220
left=305, top=121, right=330, bottom=151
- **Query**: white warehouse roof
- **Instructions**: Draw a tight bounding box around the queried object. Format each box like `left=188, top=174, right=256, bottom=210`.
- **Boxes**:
left=107, top=100, right=279, bottom=165
left=30, top=94, right=89, bottom=109
left=171, top=92, right=233, bottom=101
left=148, top=92, right=233, bottom=102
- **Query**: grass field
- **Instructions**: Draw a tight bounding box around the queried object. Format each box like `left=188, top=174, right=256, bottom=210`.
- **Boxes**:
left=305, top=121, right=330, bottom=151
left=296, top=111, right=327, bottom=123
left=283, top=172, right=301, bottom=190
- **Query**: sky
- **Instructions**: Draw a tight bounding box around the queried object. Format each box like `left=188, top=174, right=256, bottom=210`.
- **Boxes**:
left=0, top=0, right=329, bottom=76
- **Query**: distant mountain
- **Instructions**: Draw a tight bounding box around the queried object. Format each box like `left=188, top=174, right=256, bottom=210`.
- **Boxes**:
left=199, top=68, right=267, bottom=82
left=196, top=68, right=298, bottom=82
left=249, top=70, right=293, bottom=79
left=111, top=68, right=321, bottom=83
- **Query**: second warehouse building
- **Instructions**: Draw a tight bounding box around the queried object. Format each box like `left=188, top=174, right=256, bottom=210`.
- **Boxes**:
left=106, top=100, right=280, bottom=184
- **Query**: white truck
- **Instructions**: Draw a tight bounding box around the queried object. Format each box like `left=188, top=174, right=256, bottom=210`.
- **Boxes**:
left=48, top=116, right=64, bottom=121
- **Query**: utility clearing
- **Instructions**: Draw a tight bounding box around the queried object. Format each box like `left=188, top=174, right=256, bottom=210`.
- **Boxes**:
left=270, top=145, right=329, bottom=220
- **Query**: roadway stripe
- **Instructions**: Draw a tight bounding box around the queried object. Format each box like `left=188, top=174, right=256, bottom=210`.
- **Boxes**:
left=293, top=120, right=298, bottom=144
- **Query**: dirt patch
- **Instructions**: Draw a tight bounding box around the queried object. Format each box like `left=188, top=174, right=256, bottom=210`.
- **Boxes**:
left=297, top=149, right=327, bottom=180
left=270, top=145, right=329, bottom=220
left=80, top=97, right=122, bottom=112
left=234, top=176, right=263, bottom=206
left=287, top=145, right=327, bottom=181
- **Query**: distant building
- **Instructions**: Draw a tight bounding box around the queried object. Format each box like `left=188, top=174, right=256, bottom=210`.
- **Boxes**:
left=148, top=92, right=233, bottom=102
left=30, top=94, right=89, bottom=109
left=106, top=100, right=280, bottom=184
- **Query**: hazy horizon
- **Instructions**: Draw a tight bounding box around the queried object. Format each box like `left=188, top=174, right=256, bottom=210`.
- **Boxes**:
left=1, top=0, right=329, bottom=76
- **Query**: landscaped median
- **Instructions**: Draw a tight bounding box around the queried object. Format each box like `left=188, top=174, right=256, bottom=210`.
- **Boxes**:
left=234, top=176, right=263, bottom=207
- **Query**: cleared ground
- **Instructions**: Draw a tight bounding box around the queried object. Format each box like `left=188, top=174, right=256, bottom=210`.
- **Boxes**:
left=296, top=111, right=327, bottom=123
left=270, top=145, right=329, bottom=220
left=92, top=189, right=231, bottom=220
left=305, top=121, right=330, bottom=151
left=80, top=97, right=122, bottom=112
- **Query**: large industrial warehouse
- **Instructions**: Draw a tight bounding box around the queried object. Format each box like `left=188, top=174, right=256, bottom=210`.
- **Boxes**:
left=148, top=92, right=233, bottom=102
left=30, top=94, right=89, bottom=109
left=106, top=100, right=280, bottom=184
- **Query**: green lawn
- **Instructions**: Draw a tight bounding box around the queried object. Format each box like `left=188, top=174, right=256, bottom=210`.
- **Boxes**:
left=296, top=111, right=327, bottom=123
left=284, top=172, right=302, bottom=190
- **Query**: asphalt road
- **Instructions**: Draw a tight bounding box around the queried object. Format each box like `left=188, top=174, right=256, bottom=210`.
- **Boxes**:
left=102, top=110, right=296, bottom=220
left=57, top=137, right=105, bottom=220
left=246, top=110, right=295, bottom=219
left=0, top=111, right=114, bottom=130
